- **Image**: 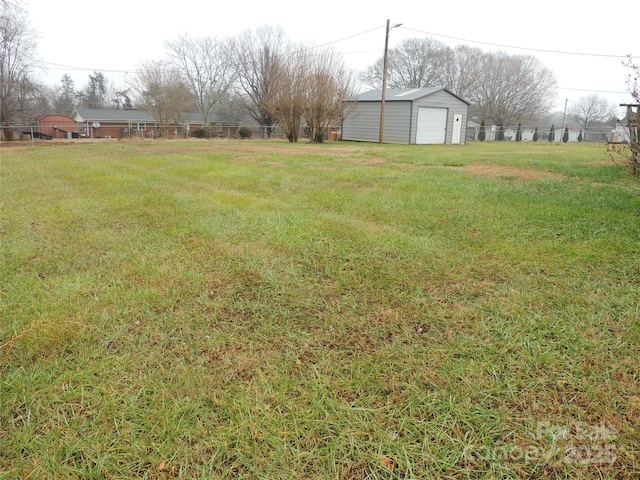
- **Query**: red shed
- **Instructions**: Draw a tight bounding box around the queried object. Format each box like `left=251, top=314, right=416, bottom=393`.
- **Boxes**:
left=36, top=114, right=79, bottom=139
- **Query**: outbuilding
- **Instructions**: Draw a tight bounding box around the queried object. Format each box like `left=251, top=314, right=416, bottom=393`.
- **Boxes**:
left=34, top=114, right=79, bottom=139
left=341, top=87, right=470, bottom=145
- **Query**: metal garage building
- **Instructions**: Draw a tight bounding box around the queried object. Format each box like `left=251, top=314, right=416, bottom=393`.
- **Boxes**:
left=341, top=87, right=470, bottom=145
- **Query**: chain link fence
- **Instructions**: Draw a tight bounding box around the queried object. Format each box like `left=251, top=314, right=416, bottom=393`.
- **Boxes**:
left=3, top=122, right=630, bottom=145
left=0, top=124, right=339, bottom=142
left=466, top=124, right=628, bottom=143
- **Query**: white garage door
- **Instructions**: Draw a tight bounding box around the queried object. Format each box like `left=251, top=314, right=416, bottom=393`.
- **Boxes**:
left=416, top=107, right=447, bottom=144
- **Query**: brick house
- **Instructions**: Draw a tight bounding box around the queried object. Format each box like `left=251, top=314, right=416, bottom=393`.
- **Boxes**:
left=71, top=108, right=156, bottom=139
left=70, top=108, right=240, bottom=139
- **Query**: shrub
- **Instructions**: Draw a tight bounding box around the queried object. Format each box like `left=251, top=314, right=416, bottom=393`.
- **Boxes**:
left=533, top=127, right=539, bottom=142
left=478, top=120, right=486, bottom=141
left=238, top=126, right=253, bottom=139
left=191, top=128, right=207, bottom=139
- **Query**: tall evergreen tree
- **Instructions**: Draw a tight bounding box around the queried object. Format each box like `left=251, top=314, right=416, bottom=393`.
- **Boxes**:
left=54, top=74, right=77, bottom=114
left=478, top=119, right=486, bottom=141
left=515, top=123, right=522, bottom=142
left=79, top=71, right=108, bottom=108
left=533, top=127, right=539, bottom=142
left=548, top=124, right=555, bottom=142
left=562, top=126, right=569, bottom=143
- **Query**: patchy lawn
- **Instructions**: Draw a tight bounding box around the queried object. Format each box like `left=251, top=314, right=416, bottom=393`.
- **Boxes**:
left=1, top=140, right=639, bottom=479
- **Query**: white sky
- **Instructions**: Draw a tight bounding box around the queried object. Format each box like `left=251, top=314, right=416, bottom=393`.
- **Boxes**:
left=27, top=0, right=637, bottom=115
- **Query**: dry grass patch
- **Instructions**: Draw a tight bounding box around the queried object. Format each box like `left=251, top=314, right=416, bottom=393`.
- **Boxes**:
left=460, top=163, right=566, bottom=181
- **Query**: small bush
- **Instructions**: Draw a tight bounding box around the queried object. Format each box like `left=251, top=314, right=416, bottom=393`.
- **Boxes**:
left=191, top=128, right=207, bottom=139
left=238, top=126, right=253, bottom=139
left=478, top=120, right=486, bottom=141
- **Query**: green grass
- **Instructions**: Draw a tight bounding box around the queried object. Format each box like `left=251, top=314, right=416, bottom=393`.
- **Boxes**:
left=1, top=139, right=639, bottom=479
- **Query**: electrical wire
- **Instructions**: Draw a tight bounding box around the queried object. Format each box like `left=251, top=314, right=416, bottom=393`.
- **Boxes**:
left=401, top=25, right=636, bottom=59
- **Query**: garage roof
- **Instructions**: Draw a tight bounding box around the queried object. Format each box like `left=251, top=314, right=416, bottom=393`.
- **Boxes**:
left=350, top=87, right=470, bottom=104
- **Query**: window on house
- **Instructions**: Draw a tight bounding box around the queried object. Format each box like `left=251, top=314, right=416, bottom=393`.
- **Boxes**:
left=131, top=123, right=146, bottom=130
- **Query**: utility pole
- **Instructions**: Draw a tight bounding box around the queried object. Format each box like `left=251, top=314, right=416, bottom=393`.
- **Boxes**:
left=379, top=19, right=402, bottom=144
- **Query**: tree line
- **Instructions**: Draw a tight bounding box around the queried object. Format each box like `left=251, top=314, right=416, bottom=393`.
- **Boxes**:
left=1, top=1, right=628, bottom=142
left=361, top=37, right=558, bottom=126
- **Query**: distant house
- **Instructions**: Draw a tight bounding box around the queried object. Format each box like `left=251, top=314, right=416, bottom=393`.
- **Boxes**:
left=71, top=108, right=156, bottom=139
left=341, top=87, right=470, bottom=145
left=70, top=108, right=240, bottom=139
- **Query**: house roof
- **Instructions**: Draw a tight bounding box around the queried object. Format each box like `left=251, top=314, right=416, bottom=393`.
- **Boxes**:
left=71, top=108, right=238, bottom=125
left=36, top=114, right=76, bottom=122
left=349, top=87, right=470, bottom=105
left=72, top=108, right=154, bottom=122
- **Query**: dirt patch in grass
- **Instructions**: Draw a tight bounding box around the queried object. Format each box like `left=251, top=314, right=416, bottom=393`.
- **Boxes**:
left=459, top=163, right=565, bottom=181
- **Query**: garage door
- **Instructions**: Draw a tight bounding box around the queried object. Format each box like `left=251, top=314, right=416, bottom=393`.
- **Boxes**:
left=416, top=107, right=447, bottom=144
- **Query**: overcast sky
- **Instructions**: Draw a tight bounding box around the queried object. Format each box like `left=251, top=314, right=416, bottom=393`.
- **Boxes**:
left=27, top=0, right=636, bottom=114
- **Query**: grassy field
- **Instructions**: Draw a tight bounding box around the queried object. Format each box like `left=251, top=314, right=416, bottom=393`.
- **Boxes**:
left=1, top=139, right=639, bottom=479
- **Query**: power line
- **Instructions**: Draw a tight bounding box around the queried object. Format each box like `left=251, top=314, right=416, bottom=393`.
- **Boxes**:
left=558, top=86, right=629, bottom=94
left=401, top=25, right=636, bottom=59
left=314, top=25, right=384, bottom=50
left=41, top=61, right=135, bottom=74
left=40, top=26, right=386, bottom=76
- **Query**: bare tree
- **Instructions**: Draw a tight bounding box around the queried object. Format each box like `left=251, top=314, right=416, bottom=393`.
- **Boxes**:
left=263, top=45, right=307, bottom=142
left=258, top=43, right=356, bottom=143
left=441, top=45, right=484, bottom=102
left=1, top=1, right=39, bottom=131
left=232, top=26, right=287, bottom=137
left=360, top=37, right=451, bottom=89
left=623, top=54, right=639, bottom=103
left=302, top=48, right=357, bottom=143
left=165, top=34, right=236, bottom=127
left=361, top=37, right=557, bottom=125
left=132, top=60, right=194, bottom=136
left=569, top=94, right=616, bottom=140
left=470, top=52, right=557, bottom=126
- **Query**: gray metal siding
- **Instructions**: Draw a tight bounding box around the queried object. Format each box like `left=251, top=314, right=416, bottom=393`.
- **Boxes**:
left=341, top=102, right=380, bottom=142
left=381, top=102, right=412, bottom=144
left=342, top=102, right=412, bottom=144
